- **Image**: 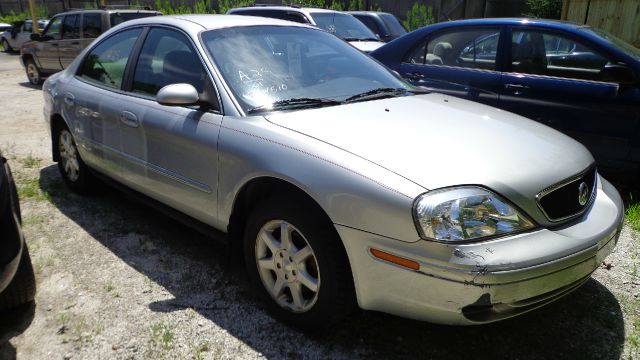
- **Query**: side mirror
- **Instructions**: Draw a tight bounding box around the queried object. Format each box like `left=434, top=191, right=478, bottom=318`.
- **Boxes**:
left=601, top=64, right=635, bottom=84
left=30, top=33, right=40, bottom=41
left=157, top=83, right=199, bottom=106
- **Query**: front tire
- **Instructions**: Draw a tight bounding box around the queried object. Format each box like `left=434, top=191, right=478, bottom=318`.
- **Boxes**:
left=55, top=124, right=94, bottom=193
left=25, top=59, right=42, bottom=85
left=244, top=197, right=355, bottom=331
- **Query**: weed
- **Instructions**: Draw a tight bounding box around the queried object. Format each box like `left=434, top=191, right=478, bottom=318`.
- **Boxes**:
left=17, top=178, right=49, bottom=201
left=150, top=321, right=175, bottom=350
left=20, top=154, right=41, bottom=168
left=105, top=283, right=114, bottom=293
left=194, top=340, right=210, bottom=360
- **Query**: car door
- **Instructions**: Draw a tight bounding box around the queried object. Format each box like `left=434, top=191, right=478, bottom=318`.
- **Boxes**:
left=119, top=26, right=221, bottom=224
left=36, top=15, right=63, bottom=72
left=397, top=26, right=504, bottom=106
left=59, top=14, right=83, bottom=68
left=81, top=12, right=103, bottom=49
left=498, top=27, right=639, bottom=169
left=11, top=22, right=30, bottom=48
left=70, top=27, right=144, bottom=175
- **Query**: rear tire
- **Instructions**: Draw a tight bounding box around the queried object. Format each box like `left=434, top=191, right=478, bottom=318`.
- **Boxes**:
left=0, top=246, right=36, bottom=310
left=243, top=196, right=355, bottom=331
left=55, top=123, right=94, bottom=193
left=25, top=59, right=42, bottom=85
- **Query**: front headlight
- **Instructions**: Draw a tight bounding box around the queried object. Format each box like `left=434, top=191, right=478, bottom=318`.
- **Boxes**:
left=413, top=186, right=535, bottom=242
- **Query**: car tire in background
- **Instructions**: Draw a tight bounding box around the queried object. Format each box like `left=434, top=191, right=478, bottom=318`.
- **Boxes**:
left=2, top=39, right=11, bottom=52
left=0, top=246, right=36, bottom=310
left=55, top=123, right=94, bottom=193
left=243, top=196, right=356, bottom=331
left=24, top=59, right=42, bottom=85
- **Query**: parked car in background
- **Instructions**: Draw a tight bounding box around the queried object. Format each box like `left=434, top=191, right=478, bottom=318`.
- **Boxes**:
left=1, top=20, right=49, bottom=52
left=347, top=11, right=406, bottom=42
left=0, top=23, right=11, bottom=32
left=44, top=14, right=622, bottom=330
left=20, top=7, right=161, bottom=85
left=371, top=18, right=640, bottom=179
left=0, top=150, right=36, bottom=310
left=227, top=5, right=385, bottom=52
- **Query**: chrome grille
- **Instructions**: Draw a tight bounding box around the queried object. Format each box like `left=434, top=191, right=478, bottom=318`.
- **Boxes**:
left=536, top=166, right=597, bottom=222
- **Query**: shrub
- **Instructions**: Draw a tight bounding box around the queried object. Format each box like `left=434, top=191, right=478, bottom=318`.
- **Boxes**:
left=403, top=2, right=435, bottom=31
left=523, top=0, right=562, bottom=19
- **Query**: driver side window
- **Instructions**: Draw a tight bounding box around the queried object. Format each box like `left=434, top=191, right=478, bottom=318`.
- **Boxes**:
left=43, top=16, right=63, bottom=40
left=131, top=27, right=206, bottom=96
left=405, top=28, right=500, bottom=71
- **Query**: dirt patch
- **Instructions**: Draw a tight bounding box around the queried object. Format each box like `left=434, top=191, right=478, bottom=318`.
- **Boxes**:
left=0, top=52, right=638, bottom=360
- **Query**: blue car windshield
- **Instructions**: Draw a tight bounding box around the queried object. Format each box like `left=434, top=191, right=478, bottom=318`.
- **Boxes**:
left=201, top=26, right=410, bottom=113
left=583, top=28, right=640, bottom=62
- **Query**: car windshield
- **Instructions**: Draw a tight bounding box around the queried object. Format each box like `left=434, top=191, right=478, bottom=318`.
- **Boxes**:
left=309, top=12, right=378, bottom=41
left=583, top=27, right=640, bottom=62
left=201, top=25, right=410, bottom=113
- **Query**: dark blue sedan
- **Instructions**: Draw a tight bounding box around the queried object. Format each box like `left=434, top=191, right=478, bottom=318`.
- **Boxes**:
left=371, top=18, right=640, bottom=179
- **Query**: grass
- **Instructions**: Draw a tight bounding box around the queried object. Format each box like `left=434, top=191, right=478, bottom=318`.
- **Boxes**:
left=193, top=340, right=210, bottom=360
left=149, top=321, right=175, bottom=351
left=17, top=178, right=51, bottom=202
left=626, top=201, right=640, bottom=232
left=20, top=154, right=42, bottom=169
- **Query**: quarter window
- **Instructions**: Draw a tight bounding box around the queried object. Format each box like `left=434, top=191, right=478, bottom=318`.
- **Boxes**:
left=78, top=28, right=142, bottom=89
left=62, top=14, right=80, bottom=39
left=23, top=22, right=32, bottom=32
left=405, top=28, right=500, bottom=71
left=132, top=27, right=206, bottom=96
left=510, top=30, right=611, bottom=81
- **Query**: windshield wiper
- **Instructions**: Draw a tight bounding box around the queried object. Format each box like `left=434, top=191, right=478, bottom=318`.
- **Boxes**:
left=248, top=97, right=342, bottom=114
left=344, top=88, right=409, bottom=103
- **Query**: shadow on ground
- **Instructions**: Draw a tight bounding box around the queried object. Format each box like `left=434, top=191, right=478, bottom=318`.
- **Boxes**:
left=27, top=164, right=626, bottom=359
left=0, top=302, right=36, bottom=360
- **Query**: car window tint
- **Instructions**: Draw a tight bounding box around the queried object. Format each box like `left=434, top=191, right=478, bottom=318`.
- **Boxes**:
left=132, top=27, right=206, bottom=96
left=110, top=12, right=159, bottom=27
left=62, top=14, right=80, bottom=39
left=404, top=28, right=500, bottom=71
left=23, top=21, right=32, bottom=32
left=379, top=13, right=406, bottom=36
left=83, top=13, right=102, bottom=39
left=511, top=30, right=611, bottom=81
left=78, top=28, right=142, bottom=89
left=43, top=16, right=63, bottom=40
left=354, top=15, right=382, bottom=36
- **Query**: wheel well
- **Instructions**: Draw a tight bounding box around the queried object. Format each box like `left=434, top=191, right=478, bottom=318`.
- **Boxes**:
left=50, top=114, right=66, bottom=162
left=21, top=54, right=34, bottom=67
left=227, top=177, right=337, bottom=259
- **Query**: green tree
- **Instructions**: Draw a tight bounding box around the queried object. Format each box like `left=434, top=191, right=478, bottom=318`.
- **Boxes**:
left=403, top=2, right=435, bottom=31
left=524, top=0, right=562, bottom=19
left=218, top=0, right=254, bottom=13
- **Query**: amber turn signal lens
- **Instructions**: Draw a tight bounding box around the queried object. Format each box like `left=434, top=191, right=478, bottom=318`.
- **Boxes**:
left=370, top=248, right=420, bottom=271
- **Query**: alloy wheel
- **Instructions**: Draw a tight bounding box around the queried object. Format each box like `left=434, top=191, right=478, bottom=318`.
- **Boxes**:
left=255, top=220, right=321, bottom=313
left=59, top=129, right=80, bottom=182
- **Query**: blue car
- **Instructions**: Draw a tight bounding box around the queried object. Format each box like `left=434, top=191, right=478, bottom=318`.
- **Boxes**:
left=371, top=18, right=640, bottom=179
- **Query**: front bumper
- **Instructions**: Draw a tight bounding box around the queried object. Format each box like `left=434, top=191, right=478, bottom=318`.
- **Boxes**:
left=338, top=176, right=623, bottom=325
left=0, top=154, right=24, bottom=293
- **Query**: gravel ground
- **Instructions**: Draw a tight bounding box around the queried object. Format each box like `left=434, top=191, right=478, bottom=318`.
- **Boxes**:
left=0, top=51, right=638, bottom=360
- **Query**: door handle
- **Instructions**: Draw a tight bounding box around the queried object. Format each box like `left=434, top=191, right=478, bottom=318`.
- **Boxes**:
left=63, top=93, right=74, bottom=106
left=120, top=111, right=139, bottom=128
left=504, top=83, right=530, bottom=90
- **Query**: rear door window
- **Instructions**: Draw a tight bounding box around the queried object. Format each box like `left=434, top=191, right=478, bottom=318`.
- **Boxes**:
left=78, top=28, right=142, bottom=89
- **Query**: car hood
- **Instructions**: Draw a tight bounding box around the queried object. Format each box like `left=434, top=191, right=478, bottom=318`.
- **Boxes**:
left=348, top=40, right=384, bottom=52
left=265, top=93, right=594, bottom=221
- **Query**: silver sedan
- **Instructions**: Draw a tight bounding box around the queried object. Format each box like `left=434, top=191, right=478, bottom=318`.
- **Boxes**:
left=42, top=14, right=623, bottom=330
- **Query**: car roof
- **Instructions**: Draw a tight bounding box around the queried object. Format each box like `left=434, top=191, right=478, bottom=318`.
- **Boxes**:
left=53, top=8, right=161, bottom=15
left=228, top=6, right=345, bottom=15
left=346, top=11, right=393, bottom=16
left=428, top=17, right=589, bottom=31
left=116, top=14, right=317, bottom=32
